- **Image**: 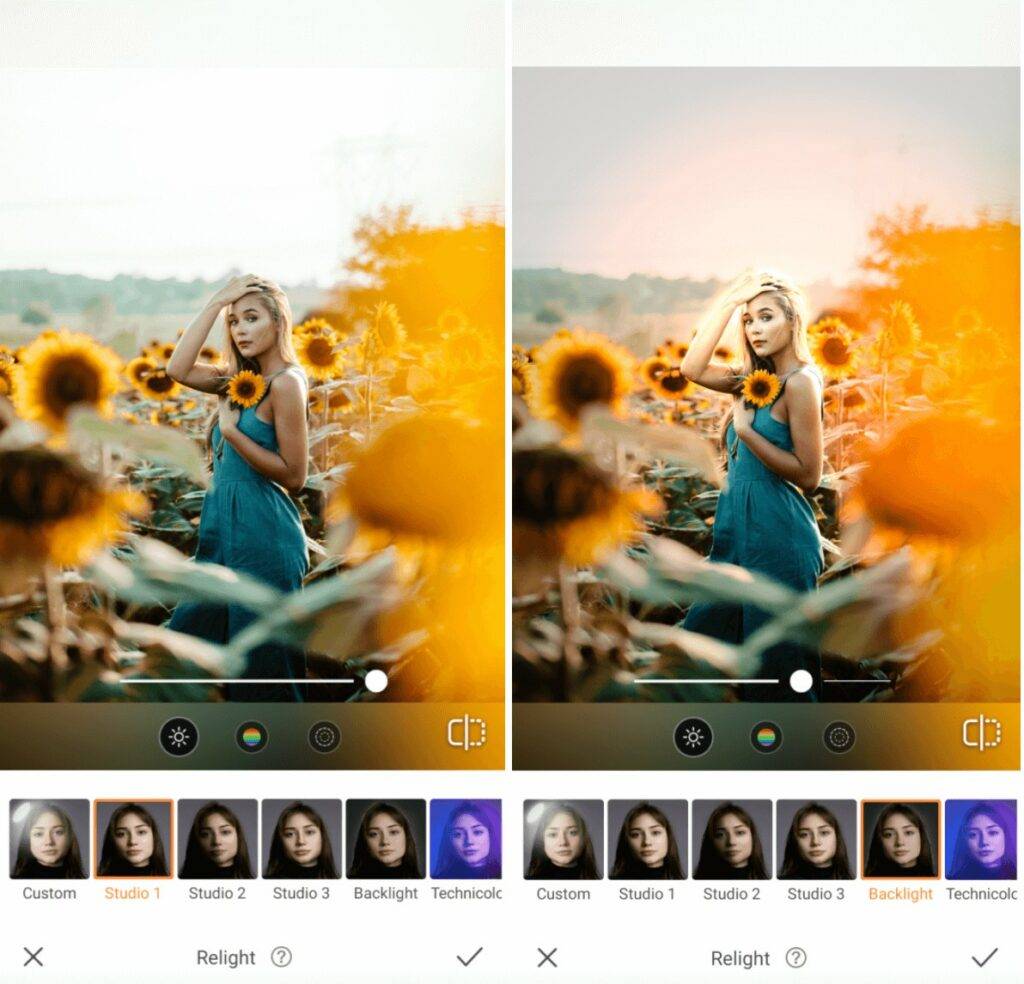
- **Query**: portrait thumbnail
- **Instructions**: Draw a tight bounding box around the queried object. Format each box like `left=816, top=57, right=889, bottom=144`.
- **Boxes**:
left=776, top=800, right=856, bottom=880
left=862, top=801, right=940, bottom=879
left=693, top=800, right=771, bottom=880
left=262, top=800, right=341, bottom=879
left=177, top=800, right=258, bottom=879
left=10, top=800, right=89, bottom=879
left=430, top=800, right=502, bottom=879
left=346, top=800, right=426, bottom=879
left=608, top=800, right=687, bottom=879
left=95, top=800, right=173, bottom=878
left=945, top=800, right=1016, bottom=880
left=524, top=800, right=603, bottom=880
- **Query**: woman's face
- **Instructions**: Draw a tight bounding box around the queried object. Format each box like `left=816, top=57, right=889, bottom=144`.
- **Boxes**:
left=365, top=812, right=407, bottom=868
left=966, top=814, right=1006, bottom=868
left=795, top=813, right=837, bottom=868
left=712, top=812, right=753, bottom=868
left=113, top=812, right=154, bottom=868
left=29, top=811, right=70, bottom=867
left=198, top=812, right=239, bottom=868
left=627, top=812, right=669, bottom=868
left=543, top=811, right=583, bottom=868
left=451, top=812, right=490, bottom=868
left=880, top=812, right=922, bottom=868
left=742, top=292, right=792, bottom=360
left=227, top=293, right=278, bottom=360
left=281, top=812, right=322, bottom=867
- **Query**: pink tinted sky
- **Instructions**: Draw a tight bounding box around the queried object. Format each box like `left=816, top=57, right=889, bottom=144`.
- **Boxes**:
left=512, top=68, right=1019, bottom=285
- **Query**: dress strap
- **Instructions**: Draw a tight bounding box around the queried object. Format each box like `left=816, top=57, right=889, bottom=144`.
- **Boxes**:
left=256, top=365, right=306, bottom=406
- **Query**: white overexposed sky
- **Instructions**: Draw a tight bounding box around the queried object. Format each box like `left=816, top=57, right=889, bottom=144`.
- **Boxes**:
left=0, top=0, right=503, bottom=284
left=512, top=67, right=1019, bottom=284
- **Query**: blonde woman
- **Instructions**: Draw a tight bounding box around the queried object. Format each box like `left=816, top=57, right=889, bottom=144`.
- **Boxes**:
left=679, top=271, right=824, bottom=702
left=166, top=275, right=309, bottom=700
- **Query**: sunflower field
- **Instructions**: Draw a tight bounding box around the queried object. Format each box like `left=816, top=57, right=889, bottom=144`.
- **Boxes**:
left=513, top=211, right=1020, bottom=704
left=0, top=211, right=503, bottom=704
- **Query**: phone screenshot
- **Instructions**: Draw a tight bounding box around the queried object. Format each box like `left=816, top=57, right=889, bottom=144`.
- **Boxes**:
left=2, top=1, right=1021, bottom=982
left=0, top=0, right=504, bottom=774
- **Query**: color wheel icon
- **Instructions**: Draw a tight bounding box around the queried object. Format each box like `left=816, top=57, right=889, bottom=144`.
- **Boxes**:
left=750, top=720, right=783, bottom=753
left=235, top=720, right=269, bottom=754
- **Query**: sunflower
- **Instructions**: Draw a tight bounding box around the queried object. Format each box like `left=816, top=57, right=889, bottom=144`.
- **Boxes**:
left=371, top=300, right=406, bottom=352
left=808, top=315, right=850, bottom=339
left=310, top=387, right=353, bottom=414
left=853, top=413, right=1015, bottom=541
left=530, top=328, right=635, bottom=431
left=226, top=370, right=266, bottom=408
left=512, top=351, right=535, bottom=398
left=328, top=413, right=502, bottom=547
left=513, top=445, right=662, bottom=566
left=297, top=332, right=345, bottom=381
left=294, top=317, right=336, bottom=340
left=0, top=355, right=16, bottom=398
left=0, top=445, right=145, bottom=580
left=139, top=367, right=181, bottom=400
left=813, top=333, right=859, bottom=380
left=13, top=329, right=122, bottom=433
left=199, top=345, right=222, bottom=363
left=668, top=341, right=689, bottom=363
left=879, top=300, right=921, bottom=359
left=640, top=356, right=669, bottom=387
left=652, top=367, right=694, bottom=402
left=437, top=308, right=469, bottom=333
left=740, top=369, right=781, bottom=407
left=125, top=355, right=157, bottom=392
left=713, top=345, right=734, bottom=362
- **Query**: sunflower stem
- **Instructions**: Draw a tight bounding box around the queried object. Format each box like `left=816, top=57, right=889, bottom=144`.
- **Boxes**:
left=557, top=562, right=581, bottom=701
left=42, top=564, right=66, bottom=701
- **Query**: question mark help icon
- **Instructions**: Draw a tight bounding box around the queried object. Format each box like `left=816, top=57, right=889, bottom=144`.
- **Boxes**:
left=271, top=947, right=293, bottom=968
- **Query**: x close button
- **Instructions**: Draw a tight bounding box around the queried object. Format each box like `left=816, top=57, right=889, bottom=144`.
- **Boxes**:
left=536, top=947, right=558, bottom=968
left=23, top=947, right=44, bottom=967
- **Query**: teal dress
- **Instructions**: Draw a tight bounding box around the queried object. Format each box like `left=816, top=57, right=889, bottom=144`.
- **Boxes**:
left=681, top=367, right=824, bottom=701
left=168, top=366, right=309, bottom=701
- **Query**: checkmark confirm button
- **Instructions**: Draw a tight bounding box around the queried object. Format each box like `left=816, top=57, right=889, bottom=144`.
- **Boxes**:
left=457, top=947, right=483, bottom=967
left=971, top=947, right=998, bottom=968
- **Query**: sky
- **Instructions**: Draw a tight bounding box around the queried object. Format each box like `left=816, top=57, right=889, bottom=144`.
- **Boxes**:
left=0, top=0, right=503, bottom=284
left=512, top=67, right=1019, bottom=284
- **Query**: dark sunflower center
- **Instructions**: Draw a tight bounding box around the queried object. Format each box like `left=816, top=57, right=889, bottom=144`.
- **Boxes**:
left=236, top=380, right=256, bottom=399
left=556, top=354, right=615, bottom=416
left=307, top=337, right=334, bottom=366
left=0, top=449, right=98, bottom=524
left=660, top=370, right=689, bottom=393
left=131, top=362, right=153, bottom=382
left=821, top=337, right=849, bottom=364
left=43, top=355, right=101, bottom=411
left=513, top=448, right=614, bottom=525
left=644, top=360, right=668, bottom=382
left=750, top=378, right=771, bottom=398
left=146, top=371, right=175, bottom=394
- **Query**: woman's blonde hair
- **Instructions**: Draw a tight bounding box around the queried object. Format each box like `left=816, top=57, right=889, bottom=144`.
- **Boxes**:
left=737, top=270, right=812, bottom=375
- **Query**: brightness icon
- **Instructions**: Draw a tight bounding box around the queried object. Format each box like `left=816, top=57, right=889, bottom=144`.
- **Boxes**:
left=673, top=717, right=713, bottom=757
left=158, top=717, right=199, bottom=757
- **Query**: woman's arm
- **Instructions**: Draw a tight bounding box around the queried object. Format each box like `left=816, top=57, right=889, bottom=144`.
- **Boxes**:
left=732, top=372, right=823, bottom=492
left=167, top=274, right=267, bottom=393
left=681, top=271, right=763, bottom=394
left=218, top=372, right=308, bottom=492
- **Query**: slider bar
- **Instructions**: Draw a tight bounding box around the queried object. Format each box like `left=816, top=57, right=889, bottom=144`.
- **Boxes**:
left=119, top=678, right=356, bottom=685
